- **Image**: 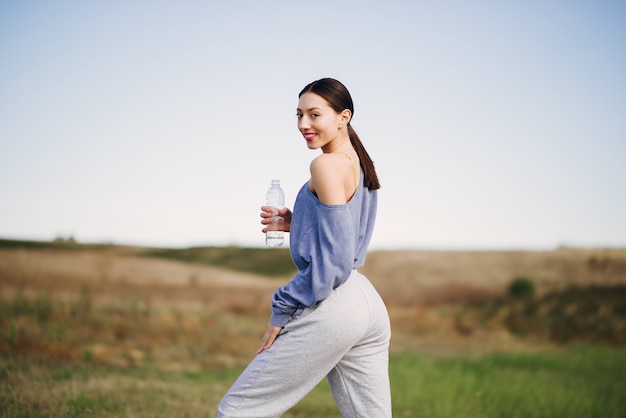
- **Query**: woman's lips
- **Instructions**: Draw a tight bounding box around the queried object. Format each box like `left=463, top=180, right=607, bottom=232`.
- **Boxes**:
left=304, top=133, right=316, bottom=141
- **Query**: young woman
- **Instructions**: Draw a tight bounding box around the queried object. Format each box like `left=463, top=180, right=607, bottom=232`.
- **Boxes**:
left=218, top=78, right=391, bottom=417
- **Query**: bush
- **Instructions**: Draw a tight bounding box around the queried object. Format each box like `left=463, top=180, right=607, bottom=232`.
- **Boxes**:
left=507, top=277, right=535, bottom=299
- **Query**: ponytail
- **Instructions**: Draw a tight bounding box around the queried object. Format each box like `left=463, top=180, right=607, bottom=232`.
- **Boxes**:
left=348, top=125, right=380, bottom=190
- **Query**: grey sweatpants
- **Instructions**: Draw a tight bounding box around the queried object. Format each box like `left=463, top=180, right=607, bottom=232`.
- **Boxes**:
left=218, top=269, right=391, bottom=418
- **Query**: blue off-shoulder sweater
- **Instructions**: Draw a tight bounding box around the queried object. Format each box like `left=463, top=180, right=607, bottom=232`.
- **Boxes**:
left=270, top=171, right=377, bottom=326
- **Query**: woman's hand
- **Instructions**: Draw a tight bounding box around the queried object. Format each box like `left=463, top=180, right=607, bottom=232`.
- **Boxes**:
left=257, top=321, right=283, bottom=354
left=260, top=206, right=292, bottom=233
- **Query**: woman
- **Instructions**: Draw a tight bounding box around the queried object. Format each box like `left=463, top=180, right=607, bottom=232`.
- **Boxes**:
left=218, top=78, right=391, bottom=417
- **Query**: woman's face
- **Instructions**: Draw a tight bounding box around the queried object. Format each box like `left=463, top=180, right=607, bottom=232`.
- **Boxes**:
left=296, top=92, right=344, bottom=151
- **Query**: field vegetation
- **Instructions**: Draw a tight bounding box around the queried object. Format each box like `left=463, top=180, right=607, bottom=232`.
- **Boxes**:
left=1, top=238, right=625, bottom=417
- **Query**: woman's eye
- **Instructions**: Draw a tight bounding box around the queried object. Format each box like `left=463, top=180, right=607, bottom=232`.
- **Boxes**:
left=311, top=113, right=319, bottom=118
left=296, top=113, right=303, bottom=118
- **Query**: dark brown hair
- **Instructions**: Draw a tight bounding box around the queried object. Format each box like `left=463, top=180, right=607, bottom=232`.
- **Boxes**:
left=299, top=78, right=381, bottom=190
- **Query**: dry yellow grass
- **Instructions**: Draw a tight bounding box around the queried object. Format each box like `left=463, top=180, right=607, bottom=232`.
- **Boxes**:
left=1, top=246, right=625, bottom=368
left=363, top=247, right=626, bottom=300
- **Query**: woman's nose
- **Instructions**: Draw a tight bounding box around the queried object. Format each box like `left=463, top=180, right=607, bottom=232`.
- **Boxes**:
left=298, top=116, right=310, bottom=131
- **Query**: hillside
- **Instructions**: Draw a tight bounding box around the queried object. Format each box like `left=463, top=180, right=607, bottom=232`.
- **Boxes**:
left=1, top=238, right=625, bottom=367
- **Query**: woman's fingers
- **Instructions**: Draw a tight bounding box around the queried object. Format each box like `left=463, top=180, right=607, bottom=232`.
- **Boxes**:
left=257, top=322, right=282, bottom=354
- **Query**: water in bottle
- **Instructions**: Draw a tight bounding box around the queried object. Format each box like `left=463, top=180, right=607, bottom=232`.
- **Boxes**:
left=265, top=179, right=285, bottom=247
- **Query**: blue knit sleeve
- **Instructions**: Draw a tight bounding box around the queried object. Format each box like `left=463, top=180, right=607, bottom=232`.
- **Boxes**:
left=270, top=204, right=355, bottom=327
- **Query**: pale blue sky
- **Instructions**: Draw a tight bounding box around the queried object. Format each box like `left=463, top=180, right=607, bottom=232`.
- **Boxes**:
left=1, top=0, right=625, bottom=249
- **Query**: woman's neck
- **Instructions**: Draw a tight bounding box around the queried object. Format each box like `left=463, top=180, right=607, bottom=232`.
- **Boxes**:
left=321, top=135, right=351, bottom=154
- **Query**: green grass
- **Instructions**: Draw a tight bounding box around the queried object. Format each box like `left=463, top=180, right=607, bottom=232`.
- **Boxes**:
left=390, top=345, right=625, bottom=417
left=2, top=345, right=624, bottom=417
left=0, top=357, right=238, bottom=418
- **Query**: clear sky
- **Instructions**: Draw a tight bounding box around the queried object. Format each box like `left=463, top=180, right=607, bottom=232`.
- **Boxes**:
left=1, top=1, right=625, bottom=250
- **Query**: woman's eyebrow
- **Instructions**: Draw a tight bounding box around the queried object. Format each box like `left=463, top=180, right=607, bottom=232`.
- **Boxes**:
left=296, top=107, right=322, bottom=112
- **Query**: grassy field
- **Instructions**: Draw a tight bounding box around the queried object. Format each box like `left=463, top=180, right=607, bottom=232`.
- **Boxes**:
left=1, top=239, right=625, bottom=417
left=2, top=347, right=624, bottom=417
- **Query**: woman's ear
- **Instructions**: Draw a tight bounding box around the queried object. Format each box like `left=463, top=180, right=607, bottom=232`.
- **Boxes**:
left=340, top=109, right=352, bottom=126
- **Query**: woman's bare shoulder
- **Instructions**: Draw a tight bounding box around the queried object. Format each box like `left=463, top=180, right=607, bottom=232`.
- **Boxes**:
left=310, top=153, right=339, bottom=170
left=309, top=154, right=350, bottom=204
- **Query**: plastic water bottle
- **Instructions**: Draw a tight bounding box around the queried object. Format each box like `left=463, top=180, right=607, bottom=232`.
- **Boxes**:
left=265, top=179, right=285, bottom=247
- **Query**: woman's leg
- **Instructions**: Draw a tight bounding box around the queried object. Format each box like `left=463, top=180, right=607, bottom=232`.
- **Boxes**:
left=218, top=271, right=372, bottom=418
left=327, top=272, right=392, bottom=418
